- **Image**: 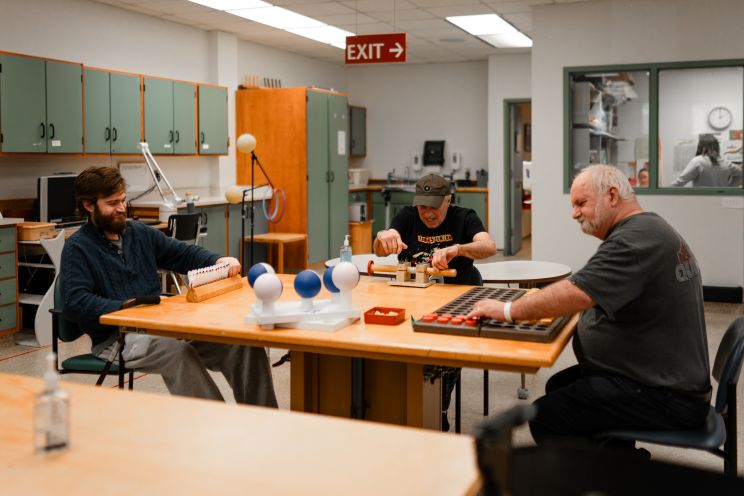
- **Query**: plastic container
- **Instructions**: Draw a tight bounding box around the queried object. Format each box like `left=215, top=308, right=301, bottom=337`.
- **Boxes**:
left=348, top=168, right=370, bottom=186
left=340, top=234, right=352, bottom=262
left=364, top=307, right=406, bottom=325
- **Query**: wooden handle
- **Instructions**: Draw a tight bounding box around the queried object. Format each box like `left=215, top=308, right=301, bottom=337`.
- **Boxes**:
left=186, top=274, right=242, bottom=303
left=367, top=262, right=457, bottom=278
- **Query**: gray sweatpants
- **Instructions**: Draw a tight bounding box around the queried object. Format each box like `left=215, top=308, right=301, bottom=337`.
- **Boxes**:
left=95, top=332, right=278, bottom=407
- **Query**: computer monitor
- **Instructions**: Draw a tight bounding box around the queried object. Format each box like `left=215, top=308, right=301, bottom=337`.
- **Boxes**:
left=423, top=140, right=445, bottom=166
left=37, top=173, right=82, bottom=224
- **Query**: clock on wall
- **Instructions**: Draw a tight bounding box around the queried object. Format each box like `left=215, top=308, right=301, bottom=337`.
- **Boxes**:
left=708, top=106, right=733, bottom=130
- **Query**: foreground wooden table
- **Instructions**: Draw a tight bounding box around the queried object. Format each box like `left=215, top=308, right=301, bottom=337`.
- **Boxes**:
left=0, top=373, right=479, bottom=495
left=101, top=276, right=577, bottom=429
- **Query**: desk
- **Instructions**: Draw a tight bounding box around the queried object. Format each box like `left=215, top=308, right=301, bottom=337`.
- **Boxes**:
left=101, top=276, right=577, bottom=430
left=476, top=261, right=572, bottom=286
left=0, top=373, right=479, bottom=496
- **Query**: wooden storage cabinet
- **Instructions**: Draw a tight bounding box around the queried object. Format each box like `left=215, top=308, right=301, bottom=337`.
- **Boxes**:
left=143, top=78, right=196, bottom=155
left=0, top=54, right=82, bottom=153
left=236, top=88, right=349, bottom=268
left=198, top=85, right=228, bottom=155
left=0, top=225, right=18, bottom=334
left=84, top=69, right=142, bottom=154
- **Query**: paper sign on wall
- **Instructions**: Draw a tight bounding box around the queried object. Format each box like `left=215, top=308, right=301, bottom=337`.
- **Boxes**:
left=338, top=131, right=346, bottom=155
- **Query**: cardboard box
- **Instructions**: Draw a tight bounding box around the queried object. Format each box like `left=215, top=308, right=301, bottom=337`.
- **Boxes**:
left=17, top=222, right=56, bottom=241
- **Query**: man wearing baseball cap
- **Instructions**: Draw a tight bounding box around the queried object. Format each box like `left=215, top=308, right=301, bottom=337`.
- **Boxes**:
left=374, top=173, right=496, bottom=285
left=374, top=173, right=496, bottom=431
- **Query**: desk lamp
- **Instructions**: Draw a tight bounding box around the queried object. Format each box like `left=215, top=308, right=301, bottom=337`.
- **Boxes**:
left=139, top=142, right=182, bottom=221
left=226, top=133, right=278, bottom=276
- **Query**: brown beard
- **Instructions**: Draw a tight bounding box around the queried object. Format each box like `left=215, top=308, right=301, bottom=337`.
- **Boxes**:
left=93, top=204, right=126, bottom=234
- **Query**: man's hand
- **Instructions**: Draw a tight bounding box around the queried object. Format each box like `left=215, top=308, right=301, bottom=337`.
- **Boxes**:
left=375, top=229, right=407, bottom=255
left=216, top=256, right=241, bottom=277
left=431, top=244, right=459, bottom=270
left=466, top=298, right=505, bottom=320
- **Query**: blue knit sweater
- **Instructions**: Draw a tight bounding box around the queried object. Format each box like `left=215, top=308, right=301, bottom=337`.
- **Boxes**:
left=60, top=220, right=219, bottom=347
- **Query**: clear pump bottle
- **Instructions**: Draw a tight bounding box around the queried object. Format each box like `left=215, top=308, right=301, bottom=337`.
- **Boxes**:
left=340, top=234, right=352, bottom=263
left=35, top=353, right=69, bottom=454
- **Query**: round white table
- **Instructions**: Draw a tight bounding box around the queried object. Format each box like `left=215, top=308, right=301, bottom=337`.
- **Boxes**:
left=325, top=253, right=399, bottom=275
left=474, top=260, right=573, bottom=404
left=476, top=260, right=572, bottom=286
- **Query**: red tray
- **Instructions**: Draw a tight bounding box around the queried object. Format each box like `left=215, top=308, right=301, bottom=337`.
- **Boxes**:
left=364, top=307, right=406, bottom=325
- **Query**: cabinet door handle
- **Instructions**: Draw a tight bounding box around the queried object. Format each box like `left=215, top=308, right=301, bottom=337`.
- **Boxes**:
left=175, top=130, right=180, bottom=143
left=200, top=131, right=205, bottom=144
left=169, top=130, right=174, bottom=143
left=49, top=123, right=55, bottom=139
left=40, top=123, right=45, bottom=139
left=330, top=171, right=335, bottom=182
left=105, top=127, right=111, bottom=141
left=112, top=128, right=118, bottom=141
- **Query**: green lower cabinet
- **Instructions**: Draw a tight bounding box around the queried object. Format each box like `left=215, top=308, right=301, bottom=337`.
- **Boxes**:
left=456, top=192, right=487, bottom=223
left=200, top=205, right=227, bottom=257
left=0, top=304, right=17, bottom=332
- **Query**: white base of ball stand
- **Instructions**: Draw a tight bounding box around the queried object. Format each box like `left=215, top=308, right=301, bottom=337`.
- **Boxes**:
left=245, top=297, right=360, bottom=332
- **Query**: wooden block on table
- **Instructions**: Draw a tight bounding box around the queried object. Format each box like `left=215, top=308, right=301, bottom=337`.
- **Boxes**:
left=186, top=275, right=243, bottom=303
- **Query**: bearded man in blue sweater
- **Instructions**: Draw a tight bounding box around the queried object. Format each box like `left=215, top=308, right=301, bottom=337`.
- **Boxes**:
left=60, top=166, right=277, bottom=406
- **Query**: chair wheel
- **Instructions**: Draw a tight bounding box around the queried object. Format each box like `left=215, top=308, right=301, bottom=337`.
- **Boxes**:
left=517, top=387, right=530, bottom=400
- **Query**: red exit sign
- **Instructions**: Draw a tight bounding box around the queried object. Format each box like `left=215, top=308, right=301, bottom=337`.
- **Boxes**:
left=345, top=33, right=406, bottom=65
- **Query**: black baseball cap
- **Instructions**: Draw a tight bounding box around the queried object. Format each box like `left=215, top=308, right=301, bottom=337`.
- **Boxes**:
left=413, top=174, right=451, bottom=208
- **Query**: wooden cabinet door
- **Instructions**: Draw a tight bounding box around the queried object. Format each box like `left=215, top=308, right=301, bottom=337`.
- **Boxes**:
left=143, top=77, right=174, bottom=155
left=0, top=54, right=46, bottom=152
left=84, top=68, right=112, bottom=153
left=46, top=60, right=83, bottom=154
left=198, top=85, right=228, bottom=155
left=110, top=73, right=141, bottom=154
left=173, top=81, right=196, bottom=154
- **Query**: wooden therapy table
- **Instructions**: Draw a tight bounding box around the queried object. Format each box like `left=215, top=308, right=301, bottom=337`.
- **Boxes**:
left=0, top=373, right=479, bottom=495
left=101, top=275, right=577, bottom=430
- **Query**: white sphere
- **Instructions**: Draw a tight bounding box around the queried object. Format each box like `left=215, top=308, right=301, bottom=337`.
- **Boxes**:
left=331, top=261, right=360, bottom=291
left=225, top=185, right=243, bottom=204
left=253, top=273, right=283, bottom=303
left=237, top=133, right=257, bottom=154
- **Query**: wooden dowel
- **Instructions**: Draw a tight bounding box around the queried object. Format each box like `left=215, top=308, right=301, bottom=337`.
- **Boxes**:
left=367, top=262, right=456, bottom=278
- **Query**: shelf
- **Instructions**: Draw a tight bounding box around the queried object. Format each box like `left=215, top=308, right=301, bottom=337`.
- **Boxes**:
left=19, top=293, right=43, bottom=305
left=18, top=262, right=54, bottom=269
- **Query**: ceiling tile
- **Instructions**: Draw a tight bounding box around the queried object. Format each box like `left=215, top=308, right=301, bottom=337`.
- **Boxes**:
left=366, top=8, right=436, bottom=23
left=339, top=0, right=417, bottom=13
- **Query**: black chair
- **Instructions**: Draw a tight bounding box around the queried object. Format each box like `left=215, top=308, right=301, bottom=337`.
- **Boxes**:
left=164, top=212, right=202, bottom=294
left=600, top=316, right=744, bottom=476
left=51, top=278, right=133, bottom=389
left=476, top=405, right=744, bottom=496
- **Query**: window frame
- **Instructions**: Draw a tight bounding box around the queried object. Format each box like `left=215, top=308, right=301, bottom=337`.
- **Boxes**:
left=564, top=59, right=744, bottom=196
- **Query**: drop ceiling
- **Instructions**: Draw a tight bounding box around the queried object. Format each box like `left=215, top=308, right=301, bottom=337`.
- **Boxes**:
left=91, top=0, right=595, bottom=64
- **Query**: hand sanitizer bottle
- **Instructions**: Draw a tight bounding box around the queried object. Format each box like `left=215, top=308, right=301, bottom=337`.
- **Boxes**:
left=340, top=234, right=352, bottom=263
left=35, top=353, right=69, bottom=453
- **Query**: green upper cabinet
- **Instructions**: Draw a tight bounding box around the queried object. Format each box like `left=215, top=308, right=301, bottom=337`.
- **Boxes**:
left=143, top=77, right=174, bottom=154
left=84, top=69, right=141, bottom=154
left=46, top=61, right=83, bottom=153
left=198, top=85, right=228, bottom=155
left=173, top=81, right=196, bottom=154
left=143, top=78, right=196, bottom=155
left=349, top=105, right=366, bottom=157
left=0, top=54, right=82, bottom=153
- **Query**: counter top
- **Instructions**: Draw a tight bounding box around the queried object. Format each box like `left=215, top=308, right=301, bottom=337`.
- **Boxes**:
left=0, top=218, right=24, bottom=226
left=129, top=185, right=272, bottom=208
left=349, top=185, right=487, bottom=193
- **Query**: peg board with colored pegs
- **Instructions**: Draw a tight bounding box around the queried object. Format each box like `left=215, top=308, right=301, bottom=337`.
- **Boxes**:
left=412, top=287, right=570, bottom=342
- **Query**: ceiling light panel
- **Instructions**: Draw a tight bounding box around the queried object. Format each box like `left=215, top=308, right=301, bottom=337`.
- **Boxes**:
left=479, top=32, right=532, bottom=48
left=446, top=14, right=515, bottom=35
left=189, top=0, right=271, bottom=10
left=230, top=5, right=325, bottom=29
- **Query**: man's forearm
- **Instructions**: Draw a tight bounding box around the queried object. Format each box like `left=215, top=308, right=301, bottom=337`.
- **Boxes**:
left=457, top=238, right=496, bottom=260
left=511, top=279, right=594, bottom=320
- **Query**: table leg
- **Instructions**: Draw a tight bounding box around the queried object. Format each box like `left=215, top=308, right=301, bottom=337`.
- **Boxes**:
left=277, top=242, right=284, bottom=274
left=518, top=373, right=529, bottom=400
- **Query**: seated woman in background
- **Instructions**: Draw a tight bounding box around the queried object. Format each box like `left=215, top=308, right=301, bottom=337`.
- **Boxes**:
left=672, top=134, right=742, bottom=187
left=636, top=168, right=649, bottom=188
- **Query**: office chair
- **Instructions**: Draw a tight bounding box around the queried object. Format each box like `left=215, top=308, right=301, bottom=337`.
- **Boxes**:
left=476, top=405, right=744, bottom=496
left=599, top=316, right=744, bottom=476
left=51, top=278, right=133, bottom=389
left=164, top=212, right=202, bottom=294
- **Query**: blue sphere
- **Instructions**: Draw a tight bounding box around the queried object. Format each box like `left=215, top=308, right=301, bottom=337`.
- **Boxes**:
left=293, top=270, right=321, bottom=299
left=322, top=266, right=340, bottom=293
left=248, top=263, right=274, bottom=287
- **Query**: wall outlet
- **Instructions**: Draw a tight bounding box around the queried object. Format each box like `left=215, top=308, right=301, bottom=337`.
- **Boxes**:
left=721, top=197, right=744, bottom=209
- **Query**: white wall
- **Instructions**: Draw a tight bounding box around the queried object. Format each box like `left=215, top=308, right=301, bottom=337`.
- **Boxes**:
left=0, top=0, right=348, bottom=199
left=487, top=53, right=531, bottom=249
left=531, top=0, right=744, bottom=287
left=346, top=61, right=487, bottom=182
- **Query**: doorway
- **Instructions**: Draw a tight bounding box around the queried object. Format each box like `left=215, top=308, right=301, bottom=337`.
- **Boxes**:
left=503, top=99, right=532, bottom=256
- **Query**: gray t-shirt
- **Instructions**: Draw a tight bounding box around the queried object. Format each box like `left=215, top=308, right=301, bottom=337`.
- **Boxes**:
left=570, top=212, right=710, bottom=395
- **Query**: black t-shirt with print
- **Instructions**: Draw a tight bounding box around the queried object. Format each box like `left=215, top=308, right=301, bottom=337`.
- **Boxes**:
left=390, top=205, right=486, bottom=285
